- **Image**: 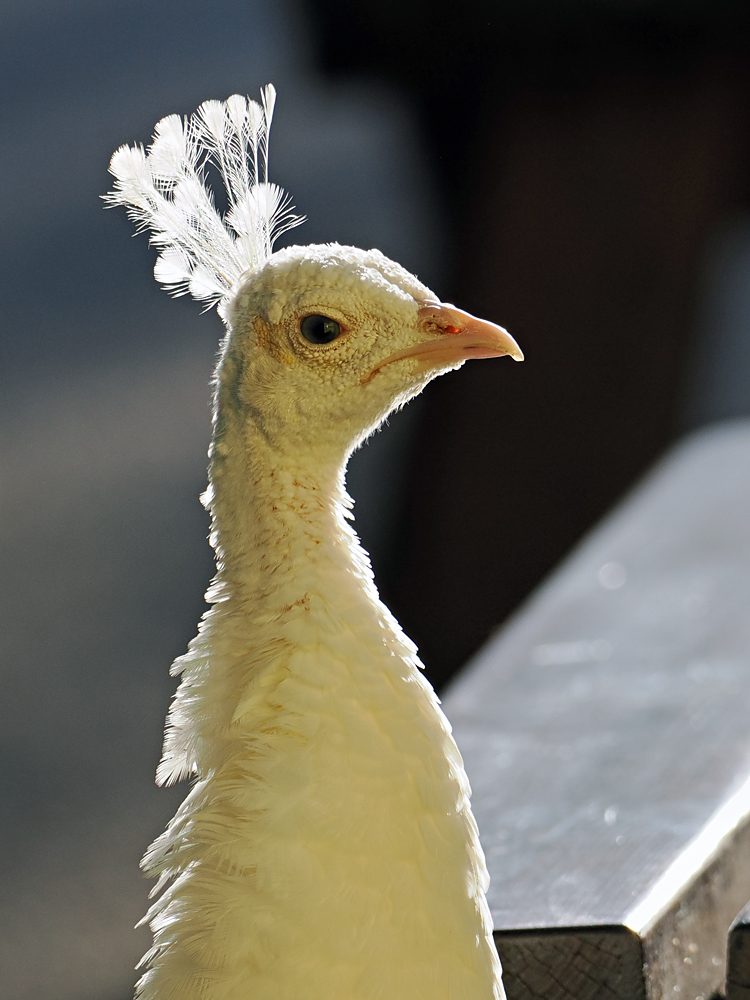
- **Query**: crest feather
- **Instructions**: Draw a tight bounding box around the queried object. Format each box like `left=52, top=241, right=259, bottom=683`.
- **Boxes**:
left=104, top=85, right=304, bottom=313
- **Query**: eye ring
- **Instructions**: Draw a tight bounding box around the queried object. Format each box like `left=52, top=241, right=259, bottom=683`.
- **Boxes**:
left=300, top=314, right=342, bottom=345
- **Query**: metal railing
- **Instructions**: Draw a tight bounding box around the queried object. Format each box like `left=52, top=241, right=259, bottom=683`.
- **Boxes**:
left=443, top=420, right=750, bottom=1000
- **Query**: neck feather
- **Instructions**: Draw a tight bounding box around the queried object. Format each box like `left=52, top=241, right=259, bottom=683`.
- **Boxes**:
left=207, top=415, right=369, bottom=607
left=154, top=402, right=401, bottom=788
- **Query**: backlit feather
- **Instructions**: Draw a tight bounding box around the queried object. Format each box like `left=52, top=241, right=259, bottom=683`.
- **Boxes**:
left=105, top=85, right=304, bottom=312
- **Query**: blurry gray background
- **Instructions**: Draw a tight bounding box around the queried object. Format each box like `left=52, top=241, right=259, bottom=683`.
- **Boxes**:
left=4, top=1, right=750, bottom=997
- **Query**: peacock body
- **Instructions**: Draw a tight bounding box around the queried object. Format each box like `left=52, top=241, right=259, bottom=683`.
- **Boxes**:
left=107, top=87, right=521, bottom=1000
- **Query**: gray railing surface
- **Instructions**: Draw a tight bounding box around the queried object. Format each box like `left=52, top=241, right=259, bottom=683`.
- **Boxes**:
left=443, top=420, right=750, bottom=1000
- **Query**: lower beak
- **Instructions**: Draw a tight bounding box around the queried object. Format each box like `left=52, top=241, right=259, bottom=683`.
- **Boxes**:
left=363, top=303, right=522, bottom=382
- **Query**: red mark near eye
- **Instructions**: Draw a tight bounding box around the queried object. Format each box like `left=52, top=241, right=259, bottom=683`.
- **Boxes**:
left=445, top=325, right=462, bottom=335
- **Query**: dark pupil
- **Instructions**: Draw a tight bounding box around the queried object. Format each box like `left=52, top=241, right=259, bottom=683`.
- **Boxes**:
left=300, top=314, right=341, bottom=344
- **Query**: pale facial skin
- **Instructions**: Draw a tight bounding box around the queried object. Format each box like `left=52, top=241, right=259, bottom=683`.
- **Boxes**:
left=219, top=243, right=522, bottom=463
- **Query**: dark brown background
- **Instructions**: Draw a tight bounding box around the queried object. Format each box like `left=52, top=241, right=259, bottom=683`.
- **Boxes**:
left=308, top=1, right=750, bottom=687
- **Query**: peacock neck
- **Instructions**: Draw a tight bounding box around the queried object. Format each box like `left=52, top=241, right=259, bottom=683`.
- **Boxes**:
left=205, top=412, right=372, bottom=618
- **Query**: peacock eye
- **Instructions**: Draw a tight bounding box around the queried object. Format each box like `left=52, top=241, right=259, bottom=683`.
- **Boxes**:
left=300, top=314, right=342, bottom=345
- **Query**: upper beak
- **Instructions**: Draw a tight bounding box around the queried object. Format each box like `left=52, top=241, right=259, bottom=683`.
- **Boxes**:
left=363, top=302, right=523, bottom=383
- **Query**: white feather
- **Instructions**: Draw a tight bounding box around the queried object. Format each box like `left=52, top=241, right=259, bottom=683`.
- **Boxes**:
left=104, top=86, right=304, bottom=311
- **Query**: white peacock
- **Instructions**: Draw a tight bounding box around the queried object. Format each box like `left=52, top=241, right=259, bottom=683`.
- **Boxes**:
left=107, top=85, right=522, bottom=1000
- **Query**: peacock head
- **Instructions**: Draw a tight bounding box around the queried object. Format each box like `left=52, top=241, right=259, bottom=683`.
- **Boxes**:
left=106, top=87, right=521, bottom=466
left=218, top=243, right=521, bottom=460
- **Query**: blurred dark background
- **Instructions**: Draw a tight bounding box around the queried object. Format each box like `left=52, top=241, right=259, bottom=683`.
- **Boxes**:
left=4, top=1, right=750, bottom=996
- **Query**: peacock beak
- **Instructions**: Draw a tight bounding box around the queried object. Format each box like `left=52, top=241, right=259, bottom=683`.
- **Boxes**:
left=362, top=302, right=522, bottom=382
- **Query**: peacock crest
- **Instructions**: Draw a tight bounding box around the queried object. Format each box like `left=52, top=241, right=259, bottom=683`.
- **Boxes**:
left=104, top=85, right=305, bottom=316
